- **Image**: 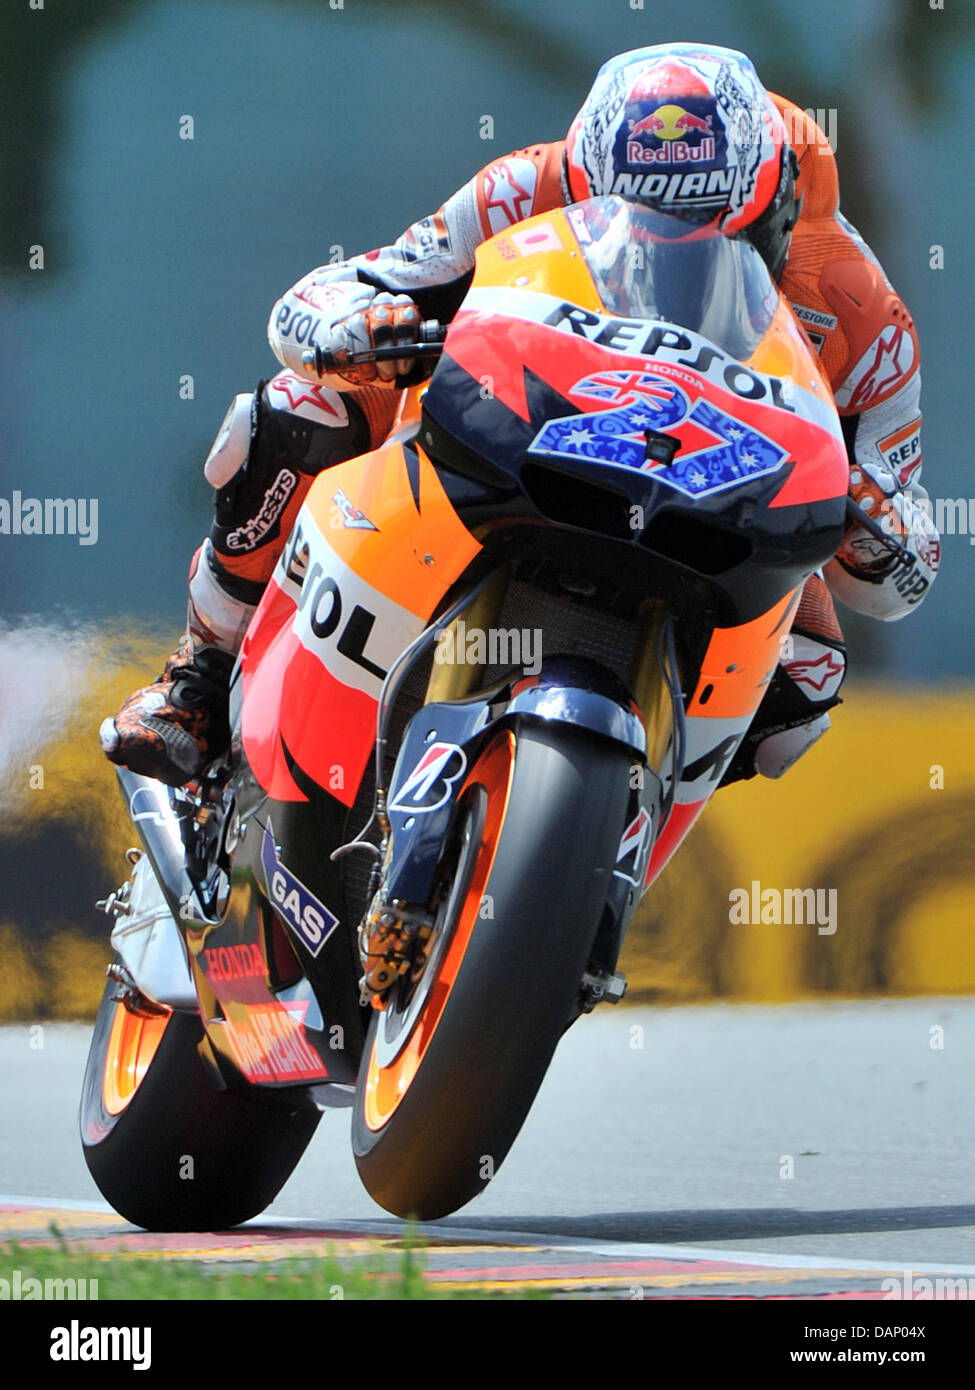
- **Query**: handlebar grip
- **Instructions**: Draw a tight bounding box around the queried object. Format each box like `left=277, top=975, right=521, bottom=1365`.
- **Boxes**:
left=301, top=320, right=446, bottom=376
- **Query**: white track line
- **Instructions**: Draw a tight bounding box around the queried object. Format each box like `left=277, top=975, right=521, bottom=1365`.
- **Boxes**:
left=265, top=1215, right=975, bottom=1276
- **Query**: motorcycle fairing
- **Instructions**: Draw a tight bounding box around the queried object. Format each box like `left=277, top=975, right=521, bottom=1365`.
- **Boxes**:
left=115, top=767, right=348, bottom=1093
left=643, top=585, right=800, bottom=887
left=205, top=427, right=483, bottom=1090
left=455, top=204, right=846, bottom=503
left=418, top=205, right=846, bottom=638
left=443, top=290, right=845, bottom=503
left=219, top=198, right=849, bottom=1070
left=239, top=429, right=482, bottom=807
left=413, top=202, right=846, bottom=884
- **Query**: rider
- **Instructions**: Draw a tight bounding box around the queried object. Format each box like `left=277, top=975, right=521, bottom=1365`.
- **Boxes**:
left=101, top=43, right=939, bottom=789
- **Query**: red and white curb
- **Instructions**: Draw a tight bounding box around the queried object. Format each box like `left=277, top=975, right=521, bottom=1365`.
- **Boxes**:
left=4, top=1199, right=974, bottom=1298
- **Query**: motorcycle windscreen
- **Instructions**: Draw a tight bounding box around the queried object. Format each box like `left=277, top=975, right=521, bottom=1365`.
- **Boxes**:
left=566, top=196, right=779, bottom=364
left=431, top=195, right=848, bottom=516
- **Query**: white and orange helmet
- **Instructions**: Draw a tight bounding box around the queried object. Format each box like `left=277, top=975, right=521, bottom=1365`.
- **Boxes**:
left=565, top=43, right=800, bottom=280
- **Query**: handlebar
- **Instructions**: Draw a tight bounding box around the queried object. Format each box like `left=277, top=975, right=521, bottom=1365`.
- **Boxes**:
left=301, top=320, right=447, bottom=377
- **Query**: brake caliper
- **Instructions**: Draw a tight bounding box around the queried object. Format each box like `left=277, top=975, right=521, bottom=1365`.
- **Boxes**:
left=359, top=898, right=432, bottom=1004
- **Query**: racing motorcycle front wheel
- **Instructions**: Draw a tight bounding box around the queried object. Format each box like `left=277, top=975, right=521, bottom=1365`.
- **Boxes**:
left=80, top=974, right=320, bottom=1230
left=351, top=720, right=634, bottom=1220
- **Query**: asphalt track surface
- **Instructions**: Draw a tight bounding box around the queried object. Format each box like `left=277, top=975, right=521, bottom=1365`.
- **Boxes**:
left=2, top=1000, right=974, bottom=1295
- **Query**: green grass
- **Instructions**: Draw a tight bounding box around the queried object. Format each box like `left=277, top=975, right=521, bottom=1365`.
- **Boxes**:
left=0, top=1228, right=542, bottom=1300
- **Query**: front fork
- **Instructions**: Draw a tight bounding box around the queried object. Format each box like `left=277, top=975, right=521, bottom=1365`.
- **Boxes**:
left=366, top=579, right=676, bottom=1005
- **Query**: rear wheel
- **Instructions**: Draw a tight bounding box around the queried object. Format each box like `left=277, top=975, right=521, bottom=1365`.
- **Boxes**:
left=80, top=973, right=320, bottom=1230
left=352, top=721, right=633, bottom=1220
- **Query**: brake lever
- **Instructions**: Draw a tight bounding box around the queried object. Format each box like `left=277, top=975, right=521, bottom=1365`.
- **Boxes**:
left=844, top=496, right=916, bottom=568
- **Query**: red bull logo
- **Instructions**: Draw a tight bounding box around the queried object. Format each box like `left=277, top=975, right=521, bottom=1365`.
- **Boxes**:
left=626, top=102, right=716, bottom=167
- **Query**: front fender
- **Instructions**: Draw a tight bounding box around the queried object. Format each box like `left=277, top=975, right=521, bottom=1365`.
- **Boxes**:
left=504, top=656, right=647, bottom=759
left=383, top=657, right=648, bottom=906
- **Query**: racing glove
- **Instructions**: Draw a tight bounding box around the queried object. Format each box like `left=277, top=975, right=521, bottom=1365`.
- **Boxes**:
left=825, top=459, right=940, bottom=620
left=328, top=290, right=423, bottom=386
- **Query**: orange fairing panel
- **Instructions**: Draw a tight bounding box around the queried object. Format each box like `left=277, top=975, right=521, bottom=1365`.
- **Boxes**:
left=240, top=440, right=481, bottom=805
left=473, top=207, right=604, bottom=311
left=303, top=440, right=482, bottom=619
left=749, top=295, right=832, bottom=401
left=688, top=589, right=800, bottom=721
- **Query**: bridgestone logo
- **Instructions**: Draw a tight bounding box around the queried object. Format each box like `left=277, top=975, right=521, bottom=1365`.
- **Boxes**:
left=790, top=302, right=838, bottom=332
left=611, top=168, right=735, bottom=204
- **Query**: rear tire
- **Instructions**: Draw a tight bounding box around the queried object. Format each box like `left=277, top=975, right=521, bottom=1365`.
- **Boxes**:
left=352, top=721, right=632, bottom=1220
left=80, top=974, right=320, bottom=1230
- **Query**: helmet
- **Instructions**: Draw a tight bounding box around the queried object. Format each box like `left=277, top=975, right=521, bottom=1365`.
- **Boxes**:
left=565, top=44, right=801, bottom=281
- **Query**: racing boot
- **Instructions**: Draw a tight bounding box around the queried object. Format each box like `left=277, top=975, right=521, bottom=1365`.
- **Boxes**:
left=99, top=636, right=234, bottom=788
left=99, top=543, right=255, bottom=787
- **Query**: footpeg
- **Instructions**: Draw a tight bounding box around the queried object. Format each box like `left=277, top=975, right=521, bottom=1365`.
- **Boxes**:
left=580, top=969, right=628, bottom=1011
left=106, top=962, right=170, bottom=1018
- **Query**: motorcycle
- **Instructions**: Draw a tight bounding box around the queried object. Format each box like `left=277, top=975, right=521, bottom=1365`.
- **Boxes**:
left=81, top=194, right=851, bottom=1227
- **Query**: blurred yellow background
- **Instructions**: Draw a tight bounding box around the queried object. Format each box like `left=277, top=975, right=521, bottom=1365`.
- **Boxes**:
left=1, top=630, right=971, bottom=1019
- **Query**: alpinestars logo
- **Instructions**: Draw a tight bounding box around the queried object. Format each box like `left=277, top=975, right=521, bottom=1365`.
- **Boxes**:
left=266, top=372, right=348, bottom=424
left=836, top=326, right=917, bottom=411
left=785, top=650, right=845, bottom=693
left=482, top=159, right=537, bottom=233
left=226, top=468, right=297, bottom=551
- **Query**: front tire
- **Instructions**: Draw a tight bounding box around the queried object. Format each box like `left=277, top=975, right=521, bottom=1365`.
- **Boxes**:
left=352, top=721, right=633, bottom=1220
left=80, top=974, right=320, bottom=1230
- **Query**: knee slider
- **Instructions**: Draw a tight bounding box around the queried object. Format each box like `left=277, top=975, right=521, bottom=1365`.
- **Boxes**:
left=754, top=713, right=832, bottom=780
left=203, top=393, right=256, bottom=488
left=719, top=633, right=846, bottom=788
